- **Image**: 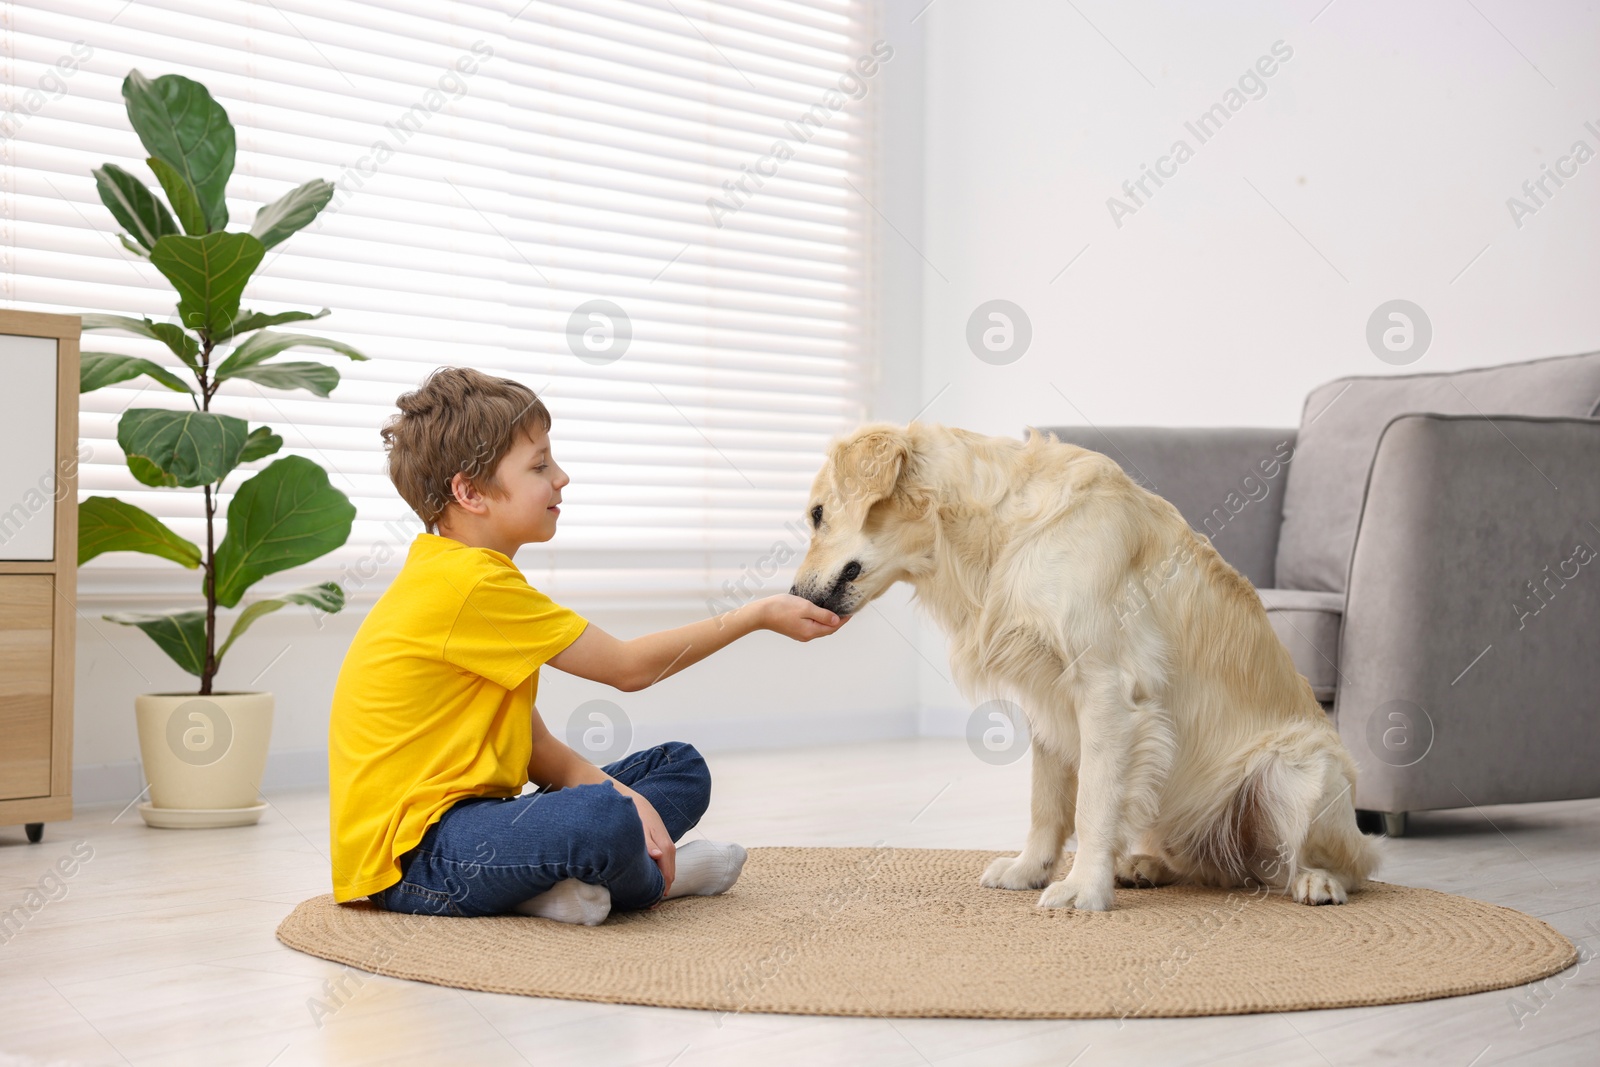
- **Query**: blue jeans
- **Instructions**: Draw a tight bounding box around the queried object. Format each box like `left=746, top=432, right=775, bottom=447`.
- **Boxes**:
left=370, top=741, right=711, bottom=917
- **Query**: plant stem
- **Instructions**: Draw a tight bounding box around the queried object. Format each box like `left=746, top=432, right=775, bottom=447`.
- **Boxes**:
left=199, top=335, right=218, bottom=695
left=202, top=483, right=217, bottom=695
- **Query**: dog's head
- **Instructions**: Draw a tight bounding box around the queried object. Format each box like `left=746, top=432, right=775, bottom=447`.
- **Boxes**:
left=789, top=423, right=935, bottom=616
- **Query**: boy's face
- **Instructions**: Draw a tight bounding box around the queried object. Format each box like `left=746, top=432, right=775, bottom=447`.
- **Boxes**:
left=484, top=426, right=568, bottom=545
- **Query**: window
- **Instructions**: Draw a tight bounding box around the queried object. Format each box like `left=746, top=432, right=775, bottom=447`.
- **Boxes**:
left=4, top=0, right=878, bottom=609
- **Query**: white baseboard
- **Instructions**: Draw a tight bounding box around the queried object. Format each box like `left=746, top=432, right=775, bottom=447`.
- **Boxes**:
left=917, top=704, right=971, bottom=739
left=634, top=706, right=920, bottom=755
left=68, top=707, right=923, bottom=807
left=69, top=747, right=333, bottom=807
left=65, top=760, right=150, bottom=808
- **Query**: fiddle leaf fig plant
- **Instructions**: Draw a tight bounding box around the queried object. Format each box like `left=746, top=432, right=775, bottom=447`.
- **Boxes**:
left=79, top=69, right=365, bottom=695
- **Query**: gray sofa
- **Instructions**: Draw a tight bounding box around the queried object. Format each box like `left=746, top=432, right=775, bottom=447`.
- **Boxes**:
left=1037, top=350, right=1600, bottom=835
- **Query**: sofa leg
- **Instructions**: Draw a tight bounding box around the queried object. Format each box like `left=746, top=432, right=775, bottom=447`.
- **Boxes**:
left=1382, top=812, right=1408, bottom=838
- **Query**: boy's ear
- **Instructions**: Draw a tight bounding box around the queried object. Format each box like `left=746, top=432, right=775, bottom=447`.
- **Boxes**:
left=447, top=471, right=490, bottom=515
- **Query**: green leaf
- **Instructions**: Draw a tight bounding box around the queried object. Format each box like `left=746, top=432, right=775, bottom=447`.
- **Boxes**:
left=119, top=234, right=151, bottom=258
left=78, top=496, right=202, bottom=568
left=93, top=164, right=180, bottom=253
left=81, top=314, right=200, bottom=368
left=148, top=232, right=265, bottom=337
left=217, top=581, right=344, bottom=661
left=239, top=426, right=283, bottom=463
left=127, top=454, right=179, bottom=488
left=250, top=179, right=335, bottom=251
left=150, top=323, right=201, bottom=370
left=117, top=408, right=249, bottom=488
left=121, top=70, right=235, bottom=232
left=80, top=351, right=194, bottom=395
left=103, top=609, right=207, bottom=677
left=81, top=313, right=158, bottom=335
left=146, top=156, right=207, bottom=236
left=218, top=306, right=329, bottom=343
left=221, top=360, right=341, bottom=397
left=215, top=330, right=368, bottom=382
left=213, top=455, right=355, bottom=608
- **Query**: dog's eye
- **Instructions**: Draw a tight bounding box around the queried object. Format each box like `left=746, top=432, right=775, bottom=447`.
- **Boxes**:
left=810, top=504, right=823, bottom=528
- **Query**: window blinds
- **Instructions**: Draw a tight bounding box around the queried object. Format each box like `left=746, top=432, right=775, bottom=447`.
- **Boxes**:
left=2, top=0, right=878, bottom=610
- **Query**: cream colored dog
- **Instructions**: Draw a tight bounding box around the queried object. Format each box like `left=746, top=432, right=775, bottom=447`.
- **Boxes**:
left=790, top=422, right=1380, bottom=911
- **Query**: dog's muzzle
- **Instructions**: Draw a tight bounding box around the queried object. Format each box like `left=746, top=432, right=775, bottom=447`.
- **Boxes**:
left=791, top=561, right=861, bottom=615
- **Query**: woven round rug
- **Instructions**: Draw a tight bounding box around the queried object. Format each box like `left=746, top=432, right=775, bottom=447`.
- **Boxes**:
left=276, top=848, right=1576, bottom=1019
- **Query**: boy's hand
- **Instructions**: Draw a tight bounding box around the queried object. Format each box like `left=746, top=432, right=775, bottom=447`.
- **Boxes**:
left=620, top=786, right=676, bottom=893
left=758, top=593, right=852, bottom=641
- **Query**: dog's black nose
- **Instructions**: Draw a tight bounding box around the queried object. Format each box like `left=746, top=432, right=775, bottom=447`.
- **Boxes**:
left=840, top=561, right=862, bottom=582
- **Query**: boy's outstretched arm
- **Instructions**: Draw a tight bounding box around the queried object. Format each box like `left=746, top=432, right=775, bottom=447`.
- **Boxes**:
left=546, top=593, right=848, bottom=693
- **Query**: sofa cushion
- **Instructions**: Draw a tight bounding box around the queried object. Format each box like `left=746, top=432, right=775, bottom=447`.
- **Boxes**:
left=1258, top=588, right=1344, bottom=703
left=1275, top=351, right=1600, bottom=593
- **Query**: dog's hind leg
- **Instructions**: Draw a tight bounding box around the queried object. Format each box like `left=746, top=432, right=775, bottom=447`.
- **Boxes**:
left=1292, top=752, right=1382, bottom=904
left=1247, top=725, right=1382, bottom=905
left=1115, top=851, right=1179, bottom=888
left=982, top=739, right=1076, bottom=891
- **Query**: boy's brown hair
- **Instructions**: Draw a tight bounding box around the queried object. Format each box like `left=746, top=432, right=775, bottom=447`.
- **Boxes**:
left=381, top=366, right=551, bottom=531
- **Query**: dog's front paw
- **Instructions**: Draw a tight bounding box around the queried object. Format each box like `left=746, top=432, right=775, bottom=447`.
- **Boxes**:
left=1291, top=868, right=1348, bottom=905
left=1037, top=873, right=1114, bottom=911
left=981, top=854, right=1055, bottom=890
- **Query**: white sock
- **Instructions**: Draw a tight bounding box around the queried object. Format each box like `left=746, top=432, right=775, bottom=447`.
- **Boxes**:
left=513, top=878, right=612, bottom=925
left=663, top=840, right=748, bottom=900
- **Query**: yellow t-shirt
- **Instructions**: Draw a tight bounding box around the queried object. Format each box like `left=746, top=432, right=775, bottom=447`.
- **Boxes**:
left=327, top=532, right=589, bottom=903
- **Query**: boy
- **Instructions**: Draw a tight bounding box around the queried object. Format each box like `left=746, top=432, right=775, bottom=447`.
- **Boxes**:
left=329, top=367, right=848, bottom=924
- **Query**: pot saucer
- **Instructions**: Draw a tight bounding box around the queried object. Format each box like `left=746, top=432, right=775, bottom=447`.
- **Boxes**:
left=138, top=801, right=267, bottom=829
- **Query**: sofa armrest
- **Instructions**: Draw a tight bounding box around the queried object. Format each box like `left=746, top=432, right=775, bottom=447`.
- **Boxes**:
left=1030, top=425, right=1297, bottom=589
left=1336, top=413, right=1600, bottom=813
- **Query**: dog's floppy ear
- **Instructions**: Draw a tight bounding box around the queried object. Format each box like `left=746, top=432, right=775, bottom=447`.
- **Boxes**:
left=832, top=426, right=909, bottom=507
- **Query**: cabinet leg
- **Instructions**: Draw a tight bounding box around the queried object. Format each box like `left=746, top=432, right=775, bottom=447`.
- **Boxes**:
left=25, top=822, right=43, bottom=844
left=1382, top=812, right=1408, bottom=838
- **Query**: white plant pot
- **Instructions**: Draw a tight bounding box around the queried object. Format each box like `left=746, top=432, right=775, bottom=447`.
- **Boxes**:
left=134, top=691, right=273, bottom=828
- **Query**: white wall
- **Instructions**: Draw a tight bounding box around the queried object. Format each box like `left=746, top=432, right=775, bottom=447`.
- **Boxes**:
left=908, top=0, right=1600, bottom=726
left=912, top=0, right=1600, bottom=432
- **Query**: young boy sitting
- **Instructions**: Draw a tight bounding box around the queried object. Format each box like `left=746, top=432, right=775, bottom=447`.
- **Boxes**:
left=329, top=367, right=848, bottom=924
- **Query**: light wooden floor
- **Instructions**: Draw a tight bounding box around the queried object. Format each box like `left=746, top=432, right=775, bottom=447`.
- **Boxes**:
left=1, top=739, right=1597, bottom=1067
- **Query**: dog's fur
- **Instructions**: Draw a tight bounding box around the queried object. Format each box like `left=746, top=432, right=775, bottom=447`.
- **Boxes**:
left=791, top=422, right=1380, bottom=910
